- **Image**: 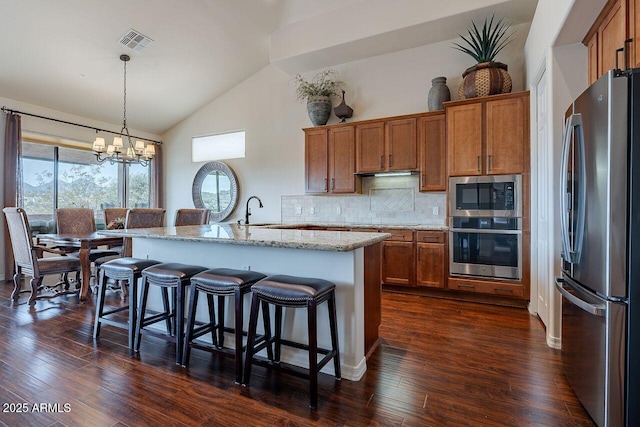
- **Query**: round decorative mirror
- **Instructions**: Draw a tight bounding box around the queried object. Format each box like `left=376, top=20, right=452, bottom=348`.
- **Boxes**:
left=192, top=161, right=239, bottom=222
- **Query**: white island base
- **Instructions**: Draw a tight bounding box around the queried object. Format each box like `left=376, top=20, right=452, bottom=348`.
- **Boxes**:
left=131, top=236, right=380, bottom=381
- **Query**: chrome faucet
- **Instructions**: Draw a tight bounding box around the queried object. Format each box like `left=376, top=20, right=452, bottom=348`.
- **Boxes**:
left=244, top=196, right=263, bottom=225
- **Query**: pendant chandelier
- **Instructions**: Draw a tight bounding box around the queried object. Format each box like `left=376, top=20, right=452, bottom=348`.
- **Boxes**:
left=92, top=54, right=155, bottom=166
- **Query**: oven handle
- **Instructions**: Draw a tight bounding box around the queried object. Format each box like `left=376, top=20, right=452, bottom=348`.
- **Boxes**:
left=450, top=228, right=522, bottom=235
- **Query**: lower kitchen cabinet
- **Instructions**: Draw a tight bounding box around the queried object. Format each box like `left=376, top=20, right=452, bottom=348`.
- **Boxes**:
left=416, top=231, right=446, bottom=288
left=447, top=276, right=526, bottom=298
left=381, top=229, right=415, bottom=286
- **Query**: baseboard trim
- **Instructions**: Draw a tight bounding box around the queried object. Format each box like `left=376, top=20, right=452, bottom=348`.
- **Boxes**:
left=546, top=333, right=561, bottom=349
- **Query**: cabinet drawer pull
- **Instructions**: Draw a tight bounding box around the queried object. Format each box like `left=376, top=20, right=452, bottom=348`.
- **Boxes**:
left=457, top=283, right=475, bottom=289
left=488, top=155, right=493, bottom=171
left=380, top=155, right=384, bottom=168
left=389, top=154, right=392, bottom=167
left=494, top=287, right=514, bottom=294
left=421, top=236, right=438, bottom=242
left=421, top=173, right=425, bottom=187
left=331, top=178, right=335, bottom=190
left=477, top=156, right=481, bottom=171
left=324, top=178, right=328, bottom=192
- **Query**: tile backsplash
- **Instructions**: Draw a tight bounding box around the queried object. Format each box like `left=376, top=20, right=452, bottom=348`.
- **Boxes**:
left=281, top=175, right=446, bottom=225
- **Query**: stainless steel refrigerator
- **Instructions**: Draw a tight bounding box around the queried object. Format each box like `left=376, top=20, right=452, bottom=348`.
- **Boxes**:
left=556, top=69, right=640, bottom=426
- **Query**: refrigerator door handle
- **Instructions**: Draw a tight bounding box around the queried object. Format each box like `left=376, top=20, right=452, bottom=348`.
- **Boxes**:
left=559, top=115, right=574, bottom=262
left=573, top=115, right=587, bottom=263
left=555, top=277, right=606, bottom=317
left=559, top=113, right=587, bottom=264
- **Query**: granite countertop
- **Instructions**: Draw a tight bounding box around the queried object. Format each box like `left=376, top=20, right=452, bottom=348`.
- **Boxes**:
left=99, top=223, right=391, bottom=252
left=259, top=222, right=449, bottom=231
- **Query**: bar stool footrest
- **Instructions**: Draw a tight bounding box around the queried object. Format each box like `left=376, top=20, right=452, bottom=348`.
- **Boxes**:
left=99, top=306, right=129, bottom=317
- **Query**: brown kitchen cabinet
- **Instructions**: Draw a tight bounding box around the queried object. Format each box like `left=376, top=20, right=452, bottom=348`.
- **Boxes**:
left=584, top=0, right=630, bottom=84
left=356, top=118, right=417, bottom=173
left=304, top=125, right=361, bottom=194
left=447, top=276, right=526, bottom=299
left=418, top=112, right=446, bottom=191
left=381, top=229, right=415, bottom=286
left=446, top=91, right=529, bottom=177
left=416, top=231, right=446, bottom=288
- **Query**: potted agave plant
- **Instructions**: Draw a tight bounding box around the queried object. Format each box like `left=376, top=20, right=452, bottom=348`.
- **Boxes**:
left=453, top=14, right=515, bottom=99
left=294, top=69, right=343, bottom=126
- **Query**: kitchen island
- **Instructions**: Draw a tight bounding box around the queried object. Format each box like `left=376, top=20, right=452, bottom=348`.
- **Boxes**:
left=100, top=223, right=390, bottom=381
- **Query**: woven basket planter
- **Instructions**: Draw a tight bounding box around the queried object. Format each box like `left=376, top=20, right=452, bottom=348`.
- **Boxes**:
left=458, top=62, right=512, bottom=99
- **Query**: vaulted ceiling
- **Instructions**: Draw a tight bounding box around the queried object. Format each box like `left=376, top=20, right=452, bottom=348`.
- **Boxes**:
left=0, top=0, right=537, bottom=135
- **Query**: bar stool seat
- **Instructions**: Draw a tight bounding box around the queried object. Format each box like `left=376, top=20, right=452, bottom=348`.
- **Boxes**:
left=182, top=268, right=267, bottom=383
left=134, top=262, right=207, bottom=364
left=93, top=257, right=161, bottom=349
left=243, top=274, right=341, bottom=409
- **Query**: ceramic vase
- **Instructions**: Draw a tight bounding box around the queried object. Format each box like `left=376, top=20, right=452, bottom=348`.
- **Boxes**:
left=307, top=96, right=332, bottom=126
left=427, top=76, right=451, bottom=111
left=334, top=90, right=353, bottom=122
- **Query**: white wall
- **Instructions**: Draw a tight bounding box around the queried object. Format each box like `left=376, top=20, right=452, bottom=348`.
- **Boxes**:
left=524, top=0, right=593, bottom=346
left=162, top=26, right=530, bottom=224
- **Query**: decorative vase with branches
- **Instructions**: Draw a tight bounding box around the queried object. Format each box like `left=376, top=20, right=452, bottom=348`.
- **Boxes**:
left=453, top=14, right=516, bottom=99
left=294, top=69, right=343, bottom=126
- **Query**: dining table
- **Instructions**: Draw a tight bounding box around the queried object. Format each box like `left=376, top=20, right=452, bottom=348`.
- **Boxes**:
left=36, top=232, right=125, bottom=301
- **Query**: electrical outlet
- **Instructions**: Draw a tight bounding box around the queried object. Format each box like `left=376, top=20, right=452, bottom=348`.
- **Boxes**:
left=309, top=207, right=315, bottom=214
left=336, top=206, right=341, bottom=214
left=432, top=206, right=439, bottom=216
left=295, top=206, right=302, bottom=214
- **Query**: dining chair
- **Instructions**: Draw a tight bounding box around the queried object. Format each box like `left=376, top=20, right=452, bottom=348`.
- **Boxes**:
left=95, top=208, right=166, bottom=298
left=174, top=208, right=209, bottom=226
left=125, top=208, right=166, bottom=230
left=55, top=208, right=121, bottom=261
left=104, top=208, right=129, bottom=229
left=2, top=207, right=82, bottom=304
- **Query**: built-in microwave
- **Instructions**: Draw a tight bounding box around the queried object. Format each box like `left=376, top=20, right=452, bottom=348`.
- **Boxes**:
left=449, top=175, right=522, bottom=218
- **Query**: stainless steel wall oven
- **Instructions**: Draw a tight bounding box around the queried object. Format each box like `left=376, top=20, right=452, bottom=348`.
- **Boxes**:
left=449, top=175, right=523, bottom=281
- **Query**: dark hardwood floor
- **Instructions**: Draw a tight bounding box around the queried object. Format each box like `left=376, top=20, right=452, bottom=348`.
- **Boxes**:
left=0, top=282, right=594, bottom=426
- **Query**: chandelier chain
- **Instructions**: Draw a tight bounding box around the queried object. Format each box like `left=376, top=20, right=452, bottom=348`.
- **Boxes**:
left=122, top=58, right=127, bottom=128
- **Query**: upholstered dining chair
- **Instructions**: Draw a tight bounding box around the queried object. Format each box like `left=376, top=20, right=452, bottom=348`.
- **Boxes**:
left=55, top=208, right=121, bottom=260
left=124, top=208, right=166, bottom=231
left=174, top=208, right=209, bottom=226
left=95, top=208, right=166, bottom=297
left=104, top=208, right=129, bottom=229
left=3, top=207, right=82, bottom=304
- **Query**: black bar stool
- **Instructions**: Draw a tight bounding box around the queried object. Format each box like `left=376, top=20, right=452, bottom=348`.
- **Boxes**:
left=93, top=257, right=161, bottom=349
left=242, top=274, right=341, bottom=409
left=182, top=268, right=267, bottom=383
left=134, top=262, right=207, bottom=364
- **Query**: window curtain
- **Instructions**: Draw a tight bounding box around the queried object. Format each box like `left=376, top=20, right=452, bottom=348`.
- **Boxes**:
left=150, top=143, right=163, bottom=208
left=3, top=112, right=22, bottom=282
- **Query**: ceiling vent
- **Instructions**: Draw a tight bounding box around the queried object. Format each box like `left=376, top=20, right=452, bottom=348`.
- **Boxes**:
left=119, top=29, right=153, bottom=52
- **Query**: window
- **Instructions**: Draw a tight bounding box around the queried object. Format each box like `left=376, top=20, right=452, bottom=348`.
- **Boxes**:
left=21, top=140, right=151, bottom=232
left=192, top=130, right=245, bottom=162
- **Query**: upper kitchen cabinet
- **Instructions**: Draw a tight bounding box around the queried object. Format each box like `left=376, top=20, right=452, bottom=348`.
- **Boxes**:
left=445, top=91, right=529, bottom=177
left=584, top=0, right=633, bottom=84
left=356, top=117, right=417, bottom=173
left=418, top=112, right=446, bottom=191
left=304, top=125, right=361, bottom=194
